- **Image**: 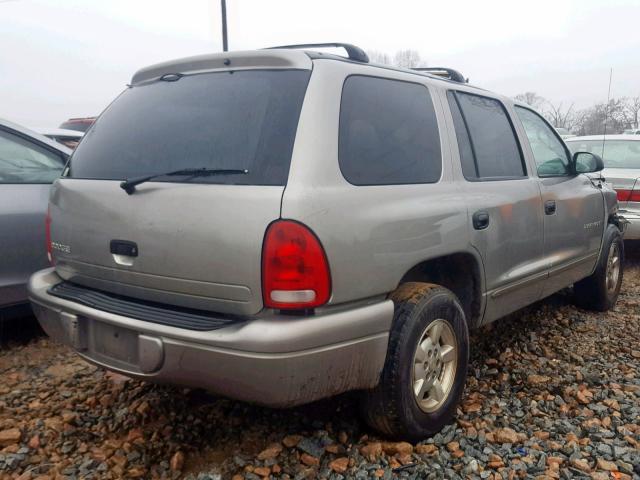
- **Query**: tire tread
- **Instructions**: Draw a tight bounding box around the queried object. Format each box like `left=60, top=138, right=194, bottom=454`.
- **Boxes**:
left=362, top=282, right=467, bottom=438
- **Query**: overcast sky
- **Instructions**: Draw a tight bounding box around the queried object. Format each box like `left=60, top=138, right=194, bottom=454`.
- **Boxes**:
left=1, top=0, right=639, bottom=127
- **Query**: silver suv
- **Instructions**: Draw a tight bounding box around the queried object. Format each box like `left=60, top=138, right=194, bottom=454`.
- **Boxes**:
left=29, top=44, right=625, bottom=439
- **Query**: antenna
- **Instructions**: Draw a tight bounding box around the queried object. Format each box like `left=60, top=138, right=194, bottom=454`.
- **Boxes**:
left=221, top=0, right=228, bottom=52
left=601, top=67, right=613, bottom=158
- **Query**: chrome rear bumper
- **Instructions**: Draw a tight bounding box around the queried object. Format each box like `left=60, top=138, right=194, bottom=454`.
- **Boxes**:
left=29, top=268, right=393, bottom=407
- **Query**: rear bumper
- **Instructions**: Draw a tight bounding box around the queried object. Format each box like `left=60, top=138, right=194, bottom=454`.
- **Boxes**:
left=28, top=268, right=393, bottom=407
left=620, top=210, right=640, bottom=239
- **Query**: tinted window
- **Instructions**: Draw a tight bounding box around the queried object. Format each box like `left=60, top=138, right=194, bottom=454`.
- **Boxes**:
left=516, top=107, right=570, bottom=176
left=566, top=140, right=640, bottom=169
left=0, top=129, right=65, bottom=184
left=339, top=76, right=441, bottom=185
left=450, top=92, right=525, bottom=179
left=447, top=92, right=477, bottom=178
left=69, top=70, right=310, bottom=186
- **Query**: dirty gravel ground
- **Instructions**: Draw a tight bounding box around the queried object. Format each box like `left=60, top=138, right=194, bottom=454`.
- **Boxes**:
left=1, top=244, right=639, bottom=480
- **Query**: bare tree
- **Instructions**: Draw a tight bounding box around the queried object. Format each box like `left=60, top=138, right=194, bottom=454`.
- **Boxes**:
left=367, top=50, right=391, bottom=65
left=514, top=92, right=546, bottom=110
left=624, top=96, right=640, bottom=129
left=367, top=49, right=425, bottom=68
left=544, top=101, right=577, bottom=130
left=393, top=49, right=422, bottom=68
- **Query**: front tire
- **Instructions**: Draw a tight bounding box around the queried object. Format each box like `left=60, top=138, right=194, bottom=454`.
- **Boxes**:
left=361, top=283, right=469, bottom=440
left=574, top=224, right=624, bottom=311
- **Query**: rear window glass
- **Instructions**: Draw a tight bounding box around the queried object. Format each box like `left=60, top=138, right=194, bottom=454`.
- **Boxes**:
left=69, top=70, right=310, bottom=186
left=339, top=76, right=442, bottom=185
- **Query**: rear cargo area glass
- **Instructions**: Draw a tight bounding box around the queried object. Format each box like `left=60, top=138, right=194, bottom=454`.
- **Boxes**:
left=69, top=70, right=310, bottom=186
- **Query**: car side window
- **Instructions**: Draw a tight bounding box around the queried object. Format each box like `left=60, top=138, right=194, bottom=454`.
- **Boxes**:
left=515, top=106, right=571, bottom=177
left=339, top=75, right=442, bottom=185
left=0, top=129, right=65, bottom=184
left=447, top=91, right=526, bottom=180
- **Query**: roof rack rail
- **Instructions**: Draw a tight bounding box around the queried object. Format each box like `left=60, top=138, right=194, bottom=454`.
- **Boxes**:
left=412, top=67, right=467, bottom=84
left=266, top=43, right=369, bottom=63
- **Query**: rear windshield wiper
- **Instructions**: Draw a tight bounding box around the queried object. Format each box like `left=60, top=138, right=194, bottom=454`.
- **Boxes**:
left=120, top=167, right=249, bottom=195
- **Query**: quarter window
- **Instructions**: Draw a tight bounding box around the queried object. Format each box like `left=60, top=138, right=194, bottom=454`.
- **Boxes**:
left=448, top=91, right=525, bottom=180
left=515, top=107, right=571, bottom=176
left=339, top=76, right=442, bottom=185
left=0, top=129, right=65, bottom=184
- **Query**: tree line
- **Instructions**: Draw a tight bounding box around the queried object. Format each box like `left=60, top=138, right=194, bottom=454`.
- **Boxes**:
left=367, top=49, right=423, bottom=69
left=514, top=92, right=640, bottom=135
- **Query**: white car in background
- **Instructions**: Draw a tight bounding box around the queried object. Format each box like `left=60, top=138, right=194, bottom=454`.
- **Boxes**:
left=566, top=135, right=640, bottom=239
left=34, top=128, right=83, bottom=150
left=623, top=128, right=640, bottom=135
left=555, top=127, right=575, bottom=139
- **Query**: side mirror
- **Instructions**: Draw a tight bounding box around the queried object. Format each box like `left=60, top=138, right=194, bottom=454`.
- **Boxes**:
left=572, top=151, right=604, bottom=174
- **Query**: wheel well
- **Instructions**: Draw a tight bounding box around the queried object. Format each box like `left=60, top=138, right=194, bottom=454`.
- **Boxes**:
left=608, top=213, right=627, bottom=233
left=398, top=253, right=483, bottom=328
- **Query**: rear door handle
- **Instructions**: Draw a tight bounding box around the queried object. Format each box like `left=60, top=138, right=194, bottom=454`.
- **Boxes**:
left=472, top=210, right=490, bottom=230
left=110, top=240, right=138, bottom=266
left=545, top=200, right=557, bottom=215
left=110, top=240, right=138, bottom=257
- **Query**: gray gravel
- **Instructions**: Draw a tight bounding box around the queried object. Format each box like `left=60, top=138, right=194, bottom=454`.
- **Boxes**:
left=0, top=244, right=639, bottom=480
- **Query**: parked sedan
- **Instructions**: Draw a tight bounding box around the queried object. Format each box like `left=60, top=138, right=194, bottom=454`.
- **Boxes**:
left=555, top=127, right=576, bottom=139
left=35, top=128, right=83, bottom=150
left=566, top=135, right=640, bottom=239
left=59, top=117, right=96, bottom=133
left=0, top=118, right=70, bottom=313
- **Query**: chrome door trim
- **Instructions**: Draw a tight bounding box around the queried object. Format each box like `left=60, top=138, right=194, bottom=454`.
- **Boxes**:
left=489, top=271, right=548, bottom=299
left=548, top=252, right=599, bottom=278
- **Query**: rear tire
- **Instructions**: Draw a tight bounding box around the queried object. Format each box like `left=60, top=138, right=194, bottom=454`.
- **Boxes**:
left=574, top=224, right=624, bottom=311
left=361, top=282, right=469, bottom=440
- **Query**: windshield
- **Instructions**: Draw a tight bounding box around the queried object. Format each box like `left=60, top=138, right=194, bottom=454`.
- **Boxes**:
left=566, top=140, right=640, bottom=169
left=69, top=69, right=310, bottom=186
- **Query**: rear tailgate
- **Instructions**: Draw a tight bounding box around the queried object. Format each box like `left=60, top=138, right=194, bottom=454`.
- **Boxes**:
left=50, top=180, right=281, bottom=315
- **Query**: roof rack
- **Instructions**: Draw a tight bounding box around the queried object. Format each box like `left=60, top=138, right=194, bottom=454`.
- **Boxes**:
left=266, top=43, right=369, bottom=63
left=412, top=67, right=467, bottom=84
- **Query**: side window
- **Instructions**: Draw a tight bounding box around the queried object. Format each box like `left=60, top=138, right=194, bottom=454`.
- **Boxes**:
left=447, top=92, right=477, bottom=179
left=339, top=76, right=442, bottom=185
left=448, top=91, right=526, bottom=180
left=0, top=129, right=65, bottom=184
left=515, top=106, right=571, bottom=177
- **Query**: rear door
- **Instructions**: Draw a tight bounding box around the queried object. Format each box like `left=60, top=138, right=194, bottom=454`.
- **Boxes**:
left=514, top=107, right=605, bottom=297
left=445, top=91, right=545, bottom=323
left=0, top=127, right=66, bottom=306
left=50, top=68, right=311, bottom=316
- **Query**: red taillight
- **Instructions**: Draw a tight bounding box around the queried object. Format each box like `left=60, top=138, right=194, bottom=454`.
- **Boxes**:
left=262, top=220, right=331, bottom=309
left=616, top=189, right=640, bottom=203
left=616, top=189, right=631, bottom=202
left=45, top=206, right=53, bottom=265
